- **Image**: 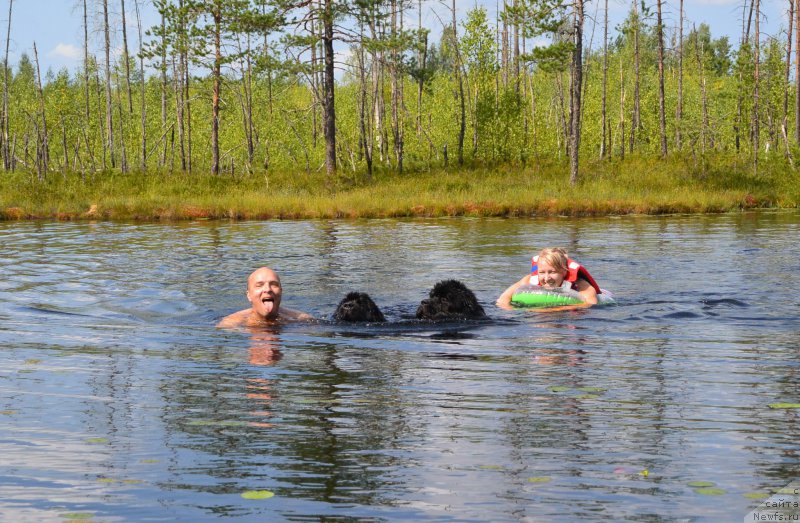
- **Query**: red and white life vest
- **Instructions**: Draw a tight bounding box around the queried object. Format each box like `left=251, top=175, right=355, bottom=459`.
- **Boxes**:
left=531, top=255, right=602, bottom=294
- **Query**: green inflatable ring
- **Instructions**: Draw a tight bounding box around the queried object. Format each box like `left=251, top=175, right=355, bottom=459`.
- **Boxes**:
left=511, top=285, right=584, bottom=308
left=511, top=284, right=615, bottom=308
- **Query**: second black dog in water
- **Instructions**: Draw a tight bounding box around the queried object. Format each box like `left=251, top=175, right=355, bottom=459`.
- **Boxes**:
left=416, top=279, right=487, bottom=321
left=333, top=291, right=386, bottom=322
left=333, top=281, right=486, bottom=323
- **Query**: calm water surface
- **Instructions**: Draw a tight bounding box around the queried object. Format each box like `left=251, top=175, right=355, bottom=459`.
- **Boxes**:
left=1, top=213, right=799, bottom=522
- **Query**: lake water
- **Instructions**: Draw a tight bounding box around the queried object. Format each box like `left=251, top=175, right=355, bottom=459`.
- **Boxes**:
left=1, top=212, right=798, bottom=522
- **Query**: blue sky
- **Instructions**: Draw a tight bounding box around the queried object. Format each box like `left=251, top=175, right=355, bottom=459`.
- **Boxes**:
left=3, top=0, right=788, bottom=78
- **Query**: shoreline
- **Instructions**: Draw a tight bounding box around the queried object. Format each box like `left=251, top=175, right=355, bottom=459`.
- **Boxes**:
left=2, top=157, right=797, bottom=221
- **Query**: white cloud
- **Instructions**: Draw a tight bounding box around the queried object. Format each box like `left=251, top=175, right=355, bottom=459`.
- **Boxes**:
left=49, top=43, right=81, bottom=60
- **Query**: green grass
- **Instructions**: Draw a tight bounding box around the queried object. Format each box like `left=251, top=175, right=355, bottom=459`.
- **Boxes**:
left=1, top=154, right=797, bottom=221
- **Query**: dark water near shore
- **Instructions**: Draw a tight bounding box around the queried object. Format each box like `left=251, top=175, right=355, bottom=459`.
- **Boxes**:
left=1, top=212, right=799, bottom=522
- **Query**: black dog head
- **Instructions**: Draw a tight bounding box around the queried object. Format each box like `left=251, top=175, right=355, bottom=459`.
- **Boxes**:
left=333, top=292, right=386, bottom=322
left=416, top=280, right=487, bottom=321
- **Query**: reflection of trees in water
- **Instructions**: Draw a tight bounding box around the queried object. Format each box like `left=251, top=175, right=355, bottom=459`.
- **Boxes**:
left=87, top=347, right=137, bottom=470
left=269, top=344, right=419, bottom=505
left=744, top=330, right=800, bottom=486
left=494, top=327, right=676, bottom=519
left=499, top=336, right=593, bottom=461
left=159, top=329, right=418, bottom=510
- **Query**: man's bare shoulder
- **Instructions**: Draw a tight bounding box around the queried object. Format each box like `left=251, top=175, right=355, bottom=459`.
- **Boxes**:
left=216, top=309, right=253, bottom=328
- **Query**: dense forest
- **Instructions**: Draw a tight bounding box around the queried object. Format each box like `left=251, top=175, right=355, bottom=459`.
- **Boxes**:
left=1, top=0, right=798, bottom=186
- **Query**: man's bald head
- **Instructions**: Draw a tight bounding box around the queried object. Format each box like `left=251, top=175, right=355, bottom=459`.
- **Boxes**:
left=246, top=267, right=283, bottom=320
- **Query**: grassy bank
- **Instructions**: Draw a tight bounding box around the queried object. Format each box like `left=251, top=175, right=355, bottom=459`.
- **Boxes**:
left=1, top=155, right=797, bottom=221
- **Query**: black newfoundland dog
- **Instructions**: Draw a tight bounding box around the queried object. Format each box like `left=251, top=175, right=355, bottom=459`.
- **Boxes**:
left=333, top=291, right=386, bottom=322
left=415, top=279, right=487, bottom=321
left=332, top=280, right=486, bottom=323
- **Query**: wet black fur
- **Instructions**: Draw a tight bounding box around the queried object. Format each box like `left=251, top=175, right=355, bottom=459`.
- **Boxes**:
left=415, top=279, right=487, bottom=321
left=333, top=292, right=386, bottom=322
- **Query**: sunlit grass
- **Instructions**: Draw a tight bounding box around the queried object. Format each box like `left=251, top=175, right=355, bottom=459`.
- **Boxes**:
left=1, top=154, right=796, bottom=220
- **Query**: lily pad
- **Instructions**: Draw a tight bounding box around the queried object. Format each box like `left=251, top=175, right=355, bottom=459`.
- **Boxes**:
left=0, top=410, right=18, bottom=415
left=549, top=386, right=570, bottom=393
left=479, top=465, right=504, bottom=470
left=24, top=359, right=42, bottom=365
left=527, top=476, right=552, bottom=483
left=60, top=513, right=94, bottom=519
left=241, top=490, right=275, bottom=500
left=86, top=437, right=109, bottom=444
left=687, top=481, right=716, bottom=488
left=140, top=459, right=160, bottom=464
left=577, top=387, right=606, bottom=393
left=575, top=394, right=600, bottom=400
left=743, top=492, right=770, bottom=499
left=768, top=403, right=800, bottom=409
left=694, top=488, right=726, bottom=495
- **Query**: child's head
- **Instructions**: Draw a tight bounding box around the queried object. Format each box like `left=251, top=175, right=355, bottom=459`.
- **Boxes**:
left=537, top=247, right=569, bottom=273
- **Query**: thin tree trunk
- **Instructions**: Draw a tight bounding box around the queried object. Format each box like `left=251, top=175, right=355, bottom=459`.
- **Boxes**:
left=629, top=0, right=641, bottom=154
left=174, top=56, right=186, bottom=171
left=796, top=0, right=800, bottom=143
left=235, top=36, right=252, bottom=170
left=33, top=42, right=49, bottom=179
left=736, top=0, right=753, bottom=153
left=754, top=0, right=760, bottom=169
left=513, top=0, right=520, bottom=93
left=103, top=0, right=115, bottom=168
left=391, top=0, right=400, bottom=171
left=2, top=0, right=12, bottom=171
left=135, top=0, right=146, bottom=172
left=310, top=3, right=319, bottom=148
left=600, top=0, right=608, bottom=158
left=569, top=0, right=584, bottom=185
left=619, top=57, right=625, bottom=160
left=82, top=126, right=97, bottom=172
left=556, top=71, right=568, bottom=155
left=656, top=0, right=667, bottom=156
left=120, top=0, right=133, bottom=113
left=495, top=1, right=500, bottom=107
left=322, top=0, right=337, bottom=176
left=416, top=0, right=426, bottom=135
left=676, top=0, right=683, bottom=150
left=244, top=35, right=255, bottom=170
left=211, top=7, right=221, bottom=176
left=61, top=118, right=68, bottom=177
left=83, top=0, right=90, bottom=128
left=160, top=11, right=168, bottom=167
left=369, top=7, right=387, bottom=163
left=358, top=16, right=373, bottom=179
left=184, top=47, right=192, bottom=173
left=696, top=27, right=709, bottom=155
left=785, top=0, right=795, bottom=153
left=522, top=8, right=529, bottom=143
left=452, top=0, right=465, bottom=166
left=502, top=0, right=508, bottom=86
left=116, top=80, right=127, bottom=173
left=95, top=65, right=106, bottom=167
left=398, top=2, right=405, bottom=173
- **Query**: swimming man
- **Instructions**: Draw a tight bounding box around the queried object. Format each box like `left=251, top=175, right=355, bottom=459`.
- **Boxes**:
left=217, top=267, right=313, bottom=328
